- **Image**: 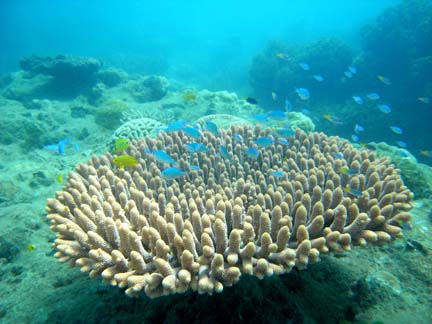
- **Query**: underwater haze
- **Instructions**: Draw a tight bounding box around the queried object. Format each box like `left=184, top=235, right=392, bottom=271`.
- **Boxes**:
left=0, top=1, right=432, bottom=324
left=1, top=0, right=398, bottom=88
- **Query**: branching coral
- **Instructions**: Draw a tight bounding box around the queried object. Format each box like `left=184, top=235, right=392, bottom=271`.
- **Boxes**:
left=47, top=127, right=413, bottom=298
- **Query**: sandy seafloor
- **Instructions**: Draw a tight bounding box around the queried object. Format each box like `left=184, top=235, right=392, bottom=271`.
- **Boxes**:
left=0, top=64, right=431, bottom=324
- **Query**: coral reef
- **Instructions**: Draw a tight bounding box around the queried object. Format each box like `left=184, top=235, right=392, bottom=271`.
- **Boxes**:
left=20, top=54, right=102, bottom=80
left=127, top=76, right=169, bottom=103
left=360, top=0, right=432, bottom=110
left=112, top=118, right=166, bottom=141
left=2, top=54, right=103, bottom=100
left=47, top=126, right=412, bottom=298
left=121, top=104, right=175, bottom=125
left=285, top=112, right=315, bottom=133
left=194, top=114, right=252, bottom=129
left=371, top=142, right=432, bottom=199
left=96, top=68, right=128, bottom=88
left=249, top=38, right=353, bottom=106
left=119, top=89, right=258, bottom=125
left=1, top=72, right=54, bottom=102
left=0, top=97, right=53, bottom=149
left=93, top=99, right=129, bottom=130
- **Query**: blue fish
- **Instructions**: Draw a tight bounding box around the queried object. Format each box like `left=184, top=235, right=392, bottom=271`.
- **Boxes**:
left=153, top=150, right=178, bottom=165
left=220, top=145, right=232, bottom=161
left=245, top=147, right=259, bottom=159
left=43, top=138, right=70, bottom=155
left=352, top=96, right=363, bottom=105
left=351, top=134, right=359, bottom=142
left=189, top=165, right=201, bottom=171
left=378, top=104, right=392, bottom=114
left=285, top=99, right=293, bottom=111
left=390, top=126, right=403, bottom=134
left=313, top=75, right=324, bottom=82
left=204, top=121, right=219, bottom=136
left=233, top=134, right=243, bottom=142
left=333, top=152, right=344, bottom=159
left=418, top=97, right=430, bottom=104
left=254, top=137, right=274, bottom=147
left=58, top=139, right=70, bottom=154
left=299, top=62, right=310, bottom=71
left=185, top=143, right=209, bottom=153
left=271, top=171, right=284, bottom=178
left=366, top=93, right=380, bottom=100
left=161, top=167, right=188, bottom=179
left=344, top=71, right=353, bottom=78
left=354, top=124, right=365, bottom=134
left=43, top=144, right=59, bottom=152
left=251, top=114, right=268, bottom=123
left=165, top=120, right=187, bottom=132
left=301, top=109, right=311, bottom=115
left=274, top=127, right=294, bottom=137
left=182, top=126, right=202, bottom=138
left=277, top=138, right=289, bottom=145
left=295, top=88, right=310, bottom=100
left=396, top=141, right=407, bottom=148
left=73, top=143, right=80, bottom=152
left=348, top=66, right=357, bottom=74
left=268, top=110, right=286, bottom=120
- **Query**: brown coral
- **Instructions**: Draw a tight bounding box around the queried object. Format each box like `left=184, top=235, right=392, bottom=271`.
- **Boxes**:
left=46, top=126, right=413, bottom=298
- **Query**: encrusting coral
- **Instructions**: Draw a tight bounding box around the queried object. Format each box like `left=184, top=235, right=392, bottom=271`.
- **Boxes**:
left=112, top=118, right=167, bottom=141
left=46, top=126, right=413, bottom=298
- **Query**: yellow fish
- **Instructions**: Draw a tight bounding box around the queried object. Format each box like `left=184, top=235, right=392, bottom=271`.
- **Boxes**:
left=418, top=97, right=430, bottom=104
left=343, top=187, right=362, bottom=197
left=420, top=150, right=431, bottom=157
left=377, top=75, right=391, bottom=85
left=276, top=53, right=290, bottom=60
left=182, top=91, right=197, bottom=102
left=56, top=173, right=63, bottom=184
left=338, top=167, right=359, bottom=175
left=323, top=114, right=343, bottom=125
left=112, top=155, right=139, bottom=168
left=114, top=138, right=130, bottom=152
left=27, top=244, right=36, bottom=251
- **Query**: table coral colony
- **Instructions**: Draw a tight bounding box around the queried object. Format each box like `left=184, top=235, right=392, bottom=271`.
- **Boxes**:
left=46, top=126, right=413, bottom=298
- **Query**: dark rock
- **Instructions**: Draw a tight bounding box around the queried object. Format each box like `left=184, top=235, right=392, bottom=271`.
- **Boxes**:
left=0, top=74, right=13, bottom=89
left=77, top=127, right=90, bottom=140
left=96, top=68, right=128, bottom=87
left=29, top=171, right=52, bottom=188
left=70, top=105, right=89, bottom=118
left=128, top=75, right=169, bottom=102
left=0, top=237, right=20, bottom=262
left=0, top=305, right=6, bottom=319
left=52, top=276, right=74, bottom=288
left=10, top=265, right=24, bottom=276
left=20, top=54, right=102, bottom=80
left=85, top=82, right=106, bottom=105
left=16, top=54, right=103, bottom=99
left=0, top=180, right=20, bottom=204
left=2, top=72, right=54, bottom=102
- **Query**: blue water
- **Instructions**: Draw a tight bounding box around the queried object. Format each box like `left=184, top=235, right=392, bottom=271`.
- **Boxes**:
left=1, top=0, right=398, bottom=87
